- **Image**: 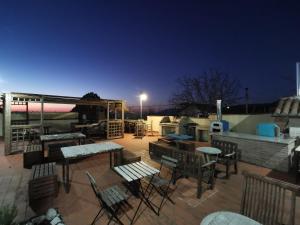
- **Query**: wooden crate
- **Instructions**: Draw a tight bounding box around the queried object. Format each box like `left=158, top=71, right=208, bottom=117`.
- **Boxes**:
left=29, top=162, right=58, bottom=205
left=23, top=144, right=44, bottom=169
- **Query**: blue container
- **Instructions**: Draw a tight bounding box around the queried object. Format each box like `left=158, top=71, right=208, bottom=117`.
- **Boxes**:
left=256, top=123, right=280, bottom=137
left=221, top=120, right=229, bottom=131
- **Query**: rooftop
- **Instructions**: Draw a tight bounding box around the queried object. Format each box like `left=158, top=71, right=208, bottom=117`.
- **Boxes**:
left=0, top=134, right=299, bottom=225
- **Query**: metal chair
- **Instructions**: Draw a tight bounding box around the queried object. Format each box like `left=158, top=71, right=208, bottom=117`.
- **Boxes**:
left=144, top=155, right=178, bottom=216
left=86, top=171, right=131, bottom=225
left=241, top=171, right=300, bottom=225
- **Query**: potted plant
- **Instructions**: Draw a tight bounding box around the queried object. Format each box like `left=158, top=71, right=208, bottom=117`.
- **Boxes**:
left=0, top=204, right=17, bottom=225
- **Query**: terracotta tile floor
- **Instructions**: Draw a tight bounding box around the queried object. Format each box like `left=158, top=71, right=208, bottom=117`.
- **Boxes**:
left=0, top=134, right=299, bottom=224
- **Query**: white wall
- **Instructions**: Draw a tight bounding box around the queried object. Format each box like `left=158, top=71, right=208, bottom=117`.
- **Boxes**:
left=223, top=114, right=274, bottom=134
left=147, top=116, right=175, bottom=134
left=147, top=114, right=276, bottom=135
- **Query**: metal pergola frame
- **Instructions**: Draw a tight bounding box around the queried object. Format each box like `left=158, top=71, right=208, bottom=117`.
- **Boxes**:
left=2, top=92, right=125, bottom=155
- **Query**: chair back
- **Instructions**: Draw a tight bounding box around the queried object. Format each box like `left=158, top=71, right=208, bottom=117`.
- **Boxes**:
left=86, top=171, right=103, bottom=206
left=176, top=141, right=195, bottom=152
left=172, top=149, right=204, bottom=177
left=241, top=171, right=300, bottom=225
left=211, top=140, right=237, bottom=156
left=160, top=155, right=178, bottom=181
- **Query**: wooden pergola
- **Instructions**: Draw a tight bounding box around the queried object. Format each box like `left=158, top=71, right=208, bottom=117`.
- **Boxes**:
left=2, top=92, right=125, bottom=155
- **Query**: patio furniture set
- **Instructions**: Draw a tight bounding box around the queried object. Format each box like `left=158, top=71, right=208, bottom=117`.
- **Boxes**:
left=23, top=131, right=179, bottom=224
left=149, top=137, right=238, bottom=198
left=86, top=155, right=179, bottom=225
left=21, top=130, right=300, bottom=225
left=149, top=136, right=300, bottom=225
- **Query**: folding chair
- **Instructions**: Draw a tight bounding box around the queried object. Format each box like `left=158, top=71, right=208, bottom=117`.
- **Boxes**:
left=86, top=171, right=131, bottom=225
left=144, top=155, right=178, bottom=216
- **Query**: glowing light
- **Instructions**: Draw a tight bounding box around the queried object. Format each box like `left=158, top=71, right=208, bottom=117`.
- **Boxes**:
left=139, top=93, right=147, bottom=101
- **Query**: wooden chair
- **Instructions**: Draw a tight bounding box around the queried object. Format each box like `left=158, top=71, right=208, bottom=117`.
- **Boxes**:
left=241, top=171, right=300, bottom=225
left=86, top=171, right=131, bottom=225
left=172, top=149, right=216, bottom=198
left=211, top=139, right=238, bottom=178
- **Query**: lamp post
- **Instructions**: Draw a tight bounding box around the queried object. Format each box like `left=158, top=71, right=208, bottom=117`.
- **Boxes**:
left=139, top=93, right=147, bottom=119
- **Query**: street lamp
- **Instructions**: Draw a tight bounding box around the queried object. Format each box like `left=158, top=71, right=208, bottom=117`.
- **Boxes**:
left=139, top=93, right=147, bottom=119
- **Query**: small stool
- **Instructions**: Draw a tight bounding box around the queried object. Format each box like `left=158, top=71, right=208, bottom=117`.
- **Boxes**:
left=23, top=144, right=44, bottom=169
left=29, top=162, right=58, bottom=205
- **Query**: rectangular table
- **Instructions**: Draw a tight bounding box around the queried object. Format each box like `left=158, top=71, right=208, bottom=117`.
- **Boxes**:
left=114, top=161, right=159, bottom=224
left=40, top=132, right=86, bottom=153
left=61, top=141, right=124, bottom=193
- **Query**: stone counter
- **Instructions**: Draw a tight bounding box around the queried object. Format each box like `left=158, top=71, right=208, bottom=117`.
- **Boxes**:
left=212, top=132, right=296, bottom=172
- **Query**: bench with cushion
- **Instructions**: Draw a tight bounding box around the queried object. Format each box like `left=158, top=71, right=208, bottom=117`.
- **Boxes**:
left=29, top=162, right=58, bottom=205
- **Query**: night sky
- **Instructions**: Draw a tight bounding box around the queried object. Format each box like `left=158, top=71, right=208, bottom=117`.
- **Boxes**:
left=0, top=1, right=300, bottom=106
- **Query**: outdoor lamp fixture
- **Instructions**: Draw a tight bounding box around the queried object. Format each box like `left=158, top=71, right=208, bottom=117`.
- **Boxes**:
left=139, top=93, right=147, bottom=119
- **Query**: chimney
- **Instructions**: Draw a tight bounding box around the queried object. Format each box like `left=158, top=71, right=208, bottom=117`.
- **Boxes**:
left=216, top=100, right=222, bottom=121
left=297, top=62, right=300, bottom=96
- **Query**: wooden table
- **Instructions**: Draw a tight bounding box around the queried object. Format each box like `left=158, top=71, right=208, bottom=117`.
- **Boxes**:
left=61, top=141, right=124, bottom=193
left=114, top=161, right=159, bottom=224
left=196, top=146, right=221, bottom=162
left=40, top=132, right=86, bottom=152
left=200, top=211, right=261, bottom=225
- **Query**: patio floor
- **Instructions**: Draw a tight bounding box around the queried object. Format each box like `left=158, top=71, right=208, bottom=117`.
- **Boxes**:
left=0, top=134, right=299, bottom=225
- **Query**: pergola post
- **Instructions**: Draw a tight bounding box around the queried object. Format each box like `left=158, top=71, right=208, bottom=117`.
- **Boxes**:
left=107, top=101, right=110, bottom=139
left=26, top=102, right=29, bottom=124
left=4, top=93, right=12, bottom=155
left=40, top=97, right=44, bottom=134
left=121, top=101, right=124, bottom=138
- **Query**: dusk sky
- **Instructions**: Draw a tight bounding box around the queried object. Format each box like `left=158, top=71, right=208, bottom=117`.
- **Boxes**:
left=0, top=1, right=300, bottom=107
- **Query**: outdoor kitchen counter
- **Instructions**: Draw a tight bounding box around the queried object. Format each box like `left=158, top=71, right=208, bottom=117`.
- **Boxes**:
left=212, top=131, right=295, bottom=145
left=212, top=132, right=296, bottom=172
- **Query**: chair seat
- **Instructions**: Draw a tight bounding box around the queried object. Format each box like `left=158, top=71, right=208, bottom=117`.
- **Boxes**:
left=100, top=185, right=129, bottom=208
left=144, top=175, right=169, bottom=187
left=217, top=157, right=236, bottom=164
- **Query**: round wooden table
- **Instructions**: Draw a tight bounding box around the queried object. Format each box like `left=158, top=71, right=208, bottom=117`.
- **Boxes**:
left=200, top=211, right=262, bottom=225
left=196, top=147, right=222, bottom=155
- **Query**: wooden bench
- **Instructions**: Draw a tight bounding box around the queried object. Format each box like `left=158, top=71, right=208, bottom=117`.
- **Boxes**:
left=23, top=144, right=44, bottom=169
left=29, top=162, right=58, bottom=205
left=149, top=141, right=177, bottom=159
left=114, top=149, right=141, bottom=166
left=47, top=141, right=76, bottom=162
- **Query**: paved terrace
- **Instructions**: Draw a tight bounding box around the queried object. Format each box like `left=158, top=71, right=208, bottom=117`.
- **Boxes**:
left=0, top=134, right=299, bottom=224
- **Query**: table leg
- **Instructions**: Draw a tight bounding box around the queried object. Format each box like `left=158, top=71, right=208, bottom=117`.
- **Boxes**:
left=110, top=152, right=112, bottom=168
left=62, top=160, right=66, bottom=191
left=63, top=159, right=70, bottom=193
left=41, top=141, right=45, bottom=156
left=131, top=175, right=156, bottom=224
left=66, top=159, right=70, bottom=193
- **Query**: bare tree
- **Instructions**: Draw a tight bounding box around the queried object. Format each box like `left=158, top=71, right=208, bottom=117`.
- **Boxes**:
left=170, top=69, right=241, bottom=111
